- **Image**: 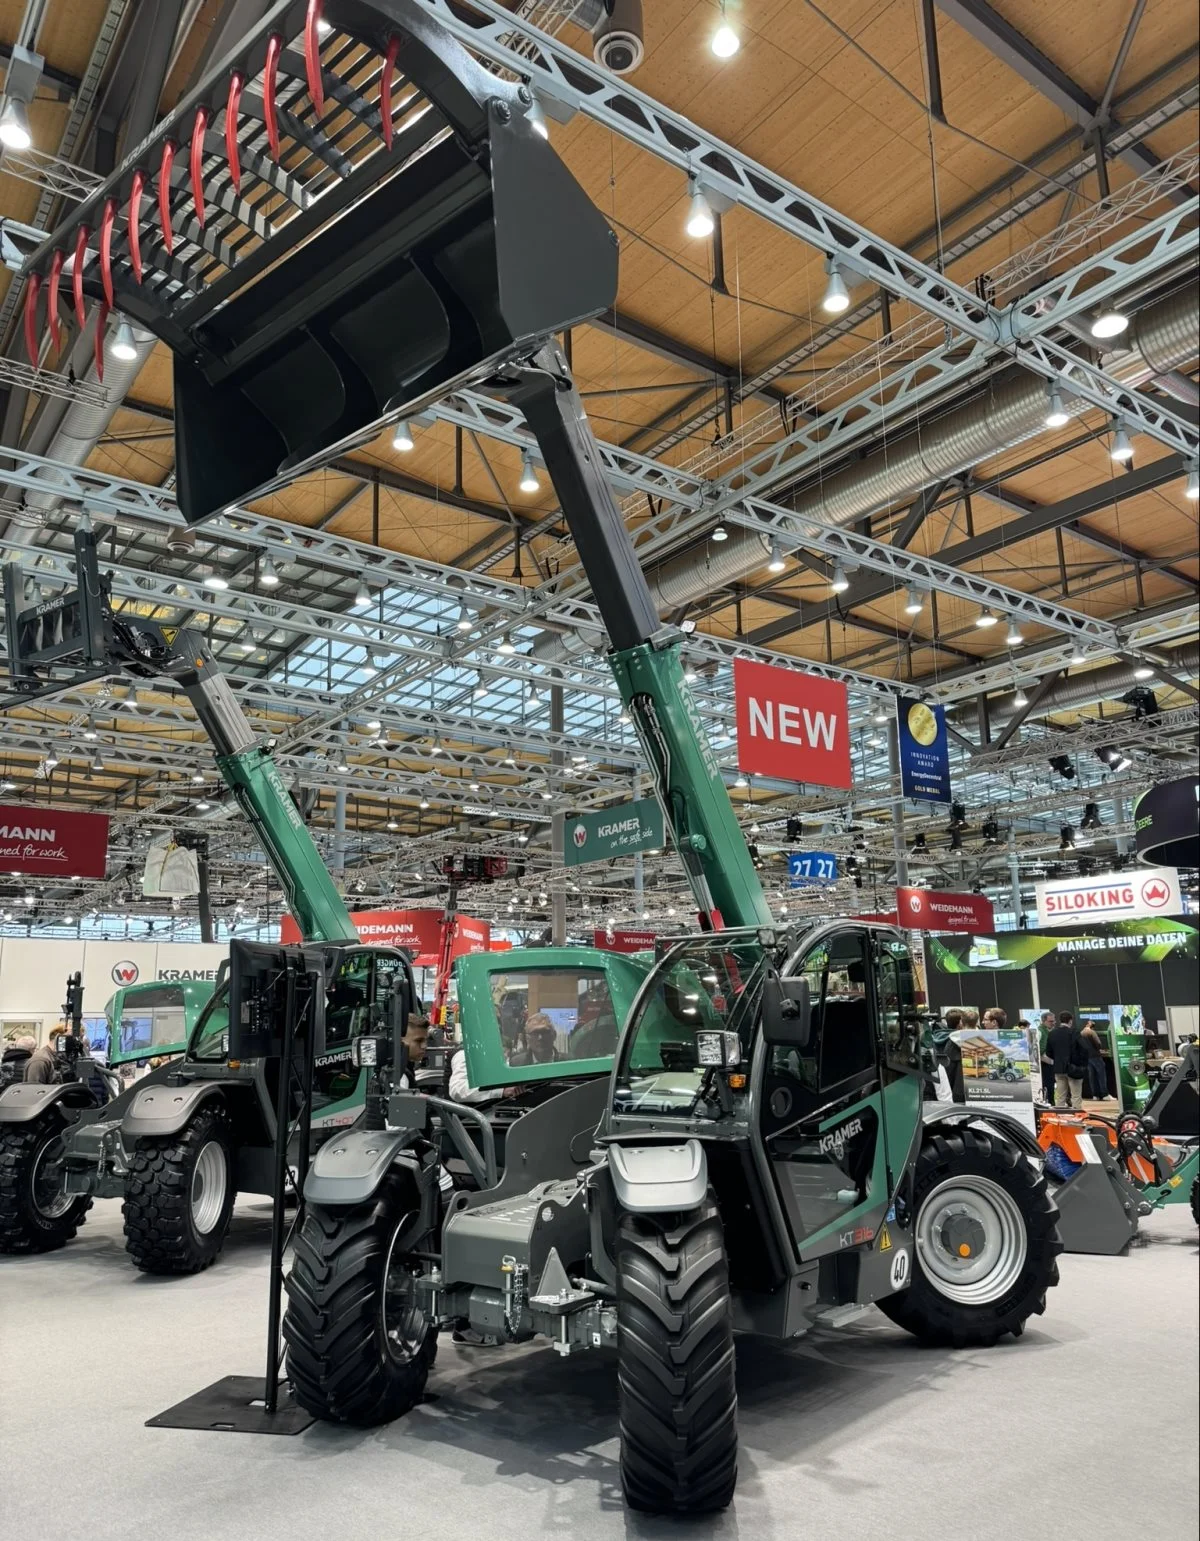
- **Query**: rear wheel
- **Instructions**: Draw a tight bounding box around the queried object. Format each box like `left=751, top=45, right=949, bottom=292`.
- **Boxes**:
left=122, top=1101, right=235, bottom=1275
left=1190, top=1176, right=1198, bottom=1227
left=879, top=1126, right=1061, bottom=1347
left=0, top=1111, right=91, bottom=1253
left=615, top=1197, right=737, bottom=1514
left=284, top=1168, right=438, bottom=1425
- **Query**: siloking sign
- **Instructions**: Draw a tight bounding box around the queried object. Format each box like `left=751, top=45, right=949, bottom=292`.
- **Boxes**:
left=733, top=659, right=851, bottom=790
left=0, top=803, right=109, bottom=879
left=895, top=886, right=995, bottom=934
left=1035, top=868, right=1182, bottom=928
left=281, top=909, right=490, bottom=965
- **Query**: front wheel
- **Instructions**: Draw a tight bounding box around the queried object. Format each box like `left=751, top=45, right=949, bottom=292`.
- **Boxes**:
left=284, top=1168, right=438, bottom=1425
left=122, top=1101, right=236, bottom=1275
left=0, top=1111, right=91, bottom=1253
left=616, top=1197, right=737, bottom=1514
left=878, top=1127, right=1061, bottom=1348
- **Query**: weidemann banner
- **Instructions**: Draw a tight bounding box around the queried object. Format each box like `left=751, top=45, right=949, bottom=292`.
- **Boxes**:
left=0, top=803, right=110, bottom=879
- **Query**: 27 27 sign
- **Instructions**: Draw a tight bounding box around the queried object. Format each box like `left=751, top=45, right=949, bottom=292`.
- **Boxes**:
left=788, top=851, right=839, bottom=886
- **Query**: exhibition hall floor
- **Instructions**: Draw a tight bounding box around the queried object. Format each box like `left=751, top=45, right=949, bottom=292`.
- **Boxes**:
left=2, top=1197, right=1196, bottom=1541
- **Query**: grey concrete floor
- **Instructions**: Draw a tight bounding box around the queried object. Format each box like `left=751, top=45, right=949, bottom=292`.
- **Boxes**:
left=1, top=1196, right=1196, bottom=1541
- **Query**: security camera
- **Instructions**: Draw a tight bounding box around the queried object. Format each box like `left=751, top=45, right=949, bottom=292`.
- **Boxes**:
left=592, top=0, right=644, bottom=75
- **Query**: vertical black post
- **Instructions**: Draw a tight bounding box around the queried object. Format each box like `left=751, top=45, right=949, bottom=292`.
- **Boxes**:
left=920, top=0, right=945, bottom=121
left=264, top=960, right=297, bottom=1415
left=293, top=967, right=317, bottom=1219
left=711, top=212, right=729, bottom=296
left=194, top=836, right=214, bottom=944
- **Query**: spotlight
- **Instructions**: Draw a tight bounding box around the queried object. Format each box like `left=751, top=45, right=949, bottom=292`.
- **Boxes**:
left=830, top=562, right=850, bottom=594
left=392, top=419, right=414, bottom=453
left=786, top=815, right=804, bottom=842
left=1132, top=666, right=1154, bottom=681
left=1121, top=685, right=1159, bottom=720
left=0, top=99, right=32, bottom=152
left=497, top=631, right=516, bottom=656
left=456, top=603, right=473, bottom=632
left=1059, top=824, right=1076, bottom=851
left=911, top=832, right=928, bottom=854
left=259, top=553, right=281, bottom=588
left=1068, top=646, right=1089, bottom=667
left=201, top=570, right=229, bottom=591
left=1049, top=754, right=1076, bottom=780
left=711, top=19, right=740, bottom=57
left=873, top=704, right=890, bottom=724
left=1012, top=684, right=1029, bottom=707
left=1044, top=387, right=1070, bottom=429
left=821, top=259, right=851, bottom=315
left=1110, top=422, right=1134, bottom=462
left=44, top=747, right=60, bottom=770
left=1005, top=618, right=1023, bottom=647
left=354, top=579, right=372, bottom=609
left=975, top=606, right=998, bottom=629
left=1080, top=802, right=1102, bottom=831
left=949, top=828, right=963, bottom=852
left=1090, top=308, right=1129, bottom=340
left=109, top=320, right=138, bottom=362
left=685, top=185, right=715, bottom=240
left=83, top=716, right=98, bottom=741
left=1186, top=468, right=1199, bottom=500
left=711, top=520, right=728, bottom=542
left=982, top=817, right=1000, bottom=845
left=767, top=539, right=786, bottom=573
left=519, top=451, right=540, bottom=493
left=904, top=585, right=924, bottom=616
left=950, top=800, right=968, bottom=831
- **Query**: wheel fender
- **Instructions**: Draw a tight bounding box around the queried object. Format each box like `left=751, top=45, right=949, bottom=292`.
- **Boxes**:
left=0, top=1082, right=90, bottom=1125
left=608, top=1138, right=707, bottom=1213
left=303, top=1126, right=420, bottom=1207
left=923, top=1104, right=1045, bottom=1164
left=121, top=1080, right=226, bottom=1141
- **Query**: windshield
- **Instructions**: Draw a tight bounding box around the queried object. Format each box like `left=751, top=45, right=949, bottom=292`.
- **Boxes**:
left=613, top=935, right=767, bottom=1118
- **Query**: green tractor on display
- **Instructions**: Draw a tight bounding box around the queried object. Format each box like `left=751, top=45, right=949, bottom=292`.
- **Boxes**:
left=10, top=0, right=1063, bottom=1512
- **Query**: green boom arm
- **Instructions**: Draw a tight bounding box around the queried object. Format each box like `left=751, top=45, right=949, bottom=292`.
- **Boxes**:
left=121, top=627, right=359, bottom=945
left=502, top=347, right=772, bottom=931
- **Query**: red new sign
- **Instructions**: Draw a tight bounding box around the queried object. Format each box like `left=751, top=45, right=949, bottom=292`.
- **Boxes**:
left=733, top=659, right=851, bottom=789
left=895, top=887, right=995, bottom=933
left=280, top=909, right=489, bottom=964
left=594, top=927, right=657, bottom=953
left=0, top=803, right=109, bottom=879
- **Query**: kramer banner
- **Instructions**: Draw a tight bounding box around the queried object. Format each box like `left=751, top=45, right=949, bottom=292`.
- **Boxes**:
left=896, top=697, right=951, bottom=803
left=566, top=798, right=664, bottom=866
left=0, top=804, right=109, bottom=879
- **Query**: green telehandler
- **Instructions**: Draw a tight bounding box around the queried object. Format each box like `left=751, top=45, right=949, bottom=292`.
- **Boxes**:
left=12, top=0, right=1062, bottom=1510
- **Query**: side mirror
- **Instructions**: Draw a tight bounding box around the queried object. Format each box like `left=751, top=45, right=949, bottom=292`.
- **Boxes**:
left=762, top=974, right=812, bottom=1049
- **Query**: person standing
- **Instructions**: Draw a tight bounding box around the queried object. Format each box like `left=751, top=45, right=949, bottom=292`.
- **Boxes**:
left=22, top=1035, right=59, bottom=1084
left=982, top=1007, right=1007, bottom=1030
left=1080, top=1018, right=1110, bottom=1100
left=1047, top=1011, right=1087, bottom=1110
left=1037, top=1011, right=1057, bottom=1104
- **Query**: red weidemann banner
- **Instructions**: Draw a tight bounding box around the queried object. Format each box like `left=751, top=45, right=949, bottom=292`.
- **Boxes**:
left=0, top=803, right=109, bottom=879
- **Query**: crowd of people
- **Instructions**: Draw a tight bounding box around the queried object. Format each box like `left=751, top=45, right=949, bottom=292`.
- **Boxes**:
left=938, top=1002, right=1112, bottom=1110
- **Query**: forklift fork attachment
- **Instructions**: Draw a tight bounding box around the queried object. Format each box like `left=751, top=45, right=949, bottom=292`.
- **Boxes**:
left=18, top=0, right=618, bottom=525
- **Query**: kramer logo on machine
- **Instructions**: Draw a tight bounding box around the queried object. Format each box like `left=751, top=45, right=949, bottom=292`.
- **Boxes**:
left=819, top=1116, right=863, bottom=1158
left=1035, top=867, right=1182, bottom=927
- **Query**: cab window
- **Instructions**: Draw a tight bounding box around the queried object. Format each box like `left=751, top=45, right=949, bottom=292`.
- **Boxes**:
left=118, top=984, right=187, bottom=1054
left=325, top=951, right=374, bottom=1047
left=492, top=968, right=621, bottom=1069
left=778, top=932, right=874, bottom=1093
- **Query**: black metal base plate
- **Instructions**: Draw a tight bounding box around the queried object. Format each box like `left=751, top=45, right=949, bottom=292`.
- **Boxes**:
left=146, top=1376, right=314, bottom=1435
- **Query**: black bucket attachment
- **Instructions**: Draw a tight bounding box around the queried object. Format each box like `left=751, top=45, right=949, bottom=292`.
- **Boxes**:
left=21, top=0, right=618, bottom=523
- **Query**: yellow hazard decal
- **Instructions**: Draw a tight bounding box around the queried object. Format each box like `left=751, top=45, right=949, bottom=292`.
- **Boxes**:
left=1169, top=1175, right=1182, bottom=1187
left=159, top=626, right=177, bottom=645
left=879, top=1224, right=892, bottom=1251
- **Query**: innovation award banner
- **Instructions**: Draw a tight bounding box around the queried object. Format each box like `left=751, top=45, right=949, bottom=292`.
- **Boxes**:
left=896, top=697, right=951, bottom=803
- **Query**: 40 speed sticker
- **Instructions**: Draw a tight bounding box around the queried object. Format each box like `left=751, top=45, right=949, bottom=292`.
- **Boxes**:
left=889, top=1248, right=911, bottom=1291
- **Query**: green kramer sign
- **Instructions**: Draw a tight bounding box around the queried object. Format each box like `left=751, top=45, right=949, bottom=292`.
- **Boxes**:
left=565, top=797, right=665, bottom=866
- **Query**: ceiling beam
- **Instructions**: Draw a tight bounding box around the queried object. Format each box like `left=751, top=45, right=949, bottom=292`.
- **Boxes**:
left=746, top=455, right=1185, bottom=647
left=590, top=310, right=788, bottom=406
left=933, top=0, right=1194, bottom=200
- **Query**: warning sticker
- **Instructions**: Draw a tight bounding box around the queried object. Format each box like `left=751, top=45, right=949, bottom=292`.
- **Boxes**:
left=879, top=1224, right=892, bottom=1251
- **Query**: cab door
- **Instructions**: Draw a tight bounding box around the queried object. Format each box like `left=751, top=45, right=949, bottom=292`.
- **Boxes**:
left=871, top=932, right=925, bottom=1185
left=759, top=927, right=891, bottom=1259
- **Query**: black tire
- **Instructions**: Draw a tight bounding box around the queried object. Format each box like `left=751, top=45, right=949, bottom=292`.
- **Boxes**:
left=122, top=1101, right=235, bottom=1275
left=615, top=1197, right=737, bottom=1515
left=879, top=1126, right=1061, bottom=1348
left=0, top=1111, right=91, bottom=1253
left=1190, top=1176, right=1198, bottom=1227
left=283, top=1168, right=438, bottom=1425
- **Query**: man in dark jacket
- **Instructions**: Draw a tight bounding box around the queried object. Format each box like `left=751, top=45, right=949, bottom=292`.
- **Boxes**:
left=1047, top=1011, right=1087, bottom=1109
left=23, top=1036, right=60, bottom=1084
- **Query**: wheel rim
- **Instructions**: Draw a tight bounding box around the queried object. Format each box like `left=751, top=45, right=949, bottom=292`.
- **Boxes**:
left=190, top=1140, right=227, bottom=1235
left=915, top=1174, right=1028, bottom=1306
left=381, top=1210, right=430, bottom=1364
left=31, top=1132, right=73, bottom=1220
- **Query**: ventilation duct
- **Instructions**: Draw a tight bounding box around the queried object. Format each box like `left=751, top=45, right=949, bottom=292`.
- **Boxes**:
left=634, top=287, right=1198, bottom=613
left=954, top=641, right=1200, bottom=729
